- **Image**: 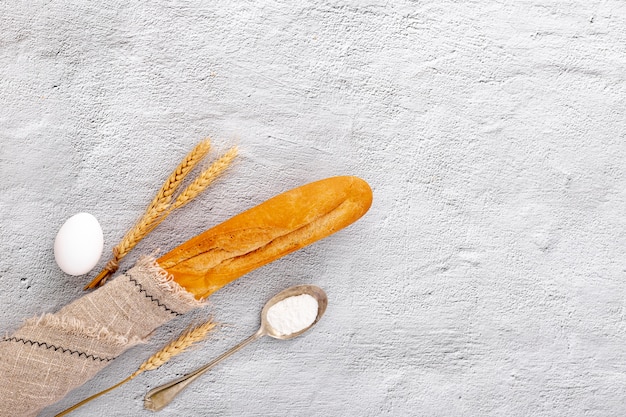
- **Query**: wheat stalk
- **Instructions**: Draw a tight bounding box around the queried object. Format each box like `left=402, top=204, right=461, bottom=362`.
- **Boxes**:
left=104, top=140, right=212, bottom=267
left=85, top=140, right=237, bottom=289
left=54, top=319, right=216, bottom=417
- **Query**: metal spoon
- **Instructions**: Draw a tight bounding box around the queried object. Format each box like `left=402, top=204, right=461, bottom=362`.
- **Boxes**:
left=144, top=284, right=328, bottom=411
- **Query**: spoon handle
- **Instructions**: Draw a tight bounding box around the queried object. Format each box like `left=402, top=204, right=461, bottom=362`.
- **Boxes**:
left=144, top=329, right=264, bottom=411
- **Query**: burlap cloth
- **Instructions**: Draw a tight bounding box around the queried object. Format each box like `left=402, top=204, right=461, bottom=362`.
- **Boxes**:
left=0, top=257, right=204, bottom=417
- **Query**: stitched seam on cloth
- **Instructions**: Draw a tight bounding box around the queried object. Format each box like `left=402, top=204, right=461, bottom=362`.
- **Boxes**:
left=127, top=275, right=183, bottom=316
left=2, top=337, right=115, bottom=362
left=26, top=313, right=144, bottom=346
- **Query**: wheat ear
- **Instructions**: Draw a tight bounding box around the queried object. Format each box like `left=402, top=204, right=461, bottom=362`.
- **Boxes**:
left=85, top=140, right=238, bottom=289
left=171, top=146, right=239, bottom=211
left=54, top=319, right=216, bottom=417
left=137, top=145, right=239, bottom=238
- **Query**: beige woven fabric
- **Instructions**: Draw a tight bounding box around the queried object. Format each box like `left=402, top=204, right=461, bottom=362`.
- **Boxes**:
left=0, top=257, right=203, bottom=417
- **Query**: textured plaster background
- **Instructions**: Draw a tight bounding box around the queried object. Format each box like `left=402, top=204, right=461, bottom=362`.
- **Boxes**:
left=1, top=1, right=626, bottom=416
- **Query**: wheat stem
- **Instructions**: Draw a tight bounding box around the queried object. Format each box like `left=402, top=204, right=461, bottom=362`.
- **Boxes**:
left=54, top=376, right=133, bottom=417
left=54, top=319, right=216, bottom=417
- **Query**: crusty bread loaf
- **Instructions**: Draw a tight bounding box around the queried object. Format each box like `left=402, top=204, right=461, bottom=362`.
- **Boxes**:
left=157, top=176, right=373, bottom=299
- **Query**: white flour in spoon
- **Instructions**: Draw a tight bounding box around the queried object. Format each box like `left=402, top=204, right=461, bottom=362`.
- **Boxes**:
left=266, top=294, right=319, bottom=336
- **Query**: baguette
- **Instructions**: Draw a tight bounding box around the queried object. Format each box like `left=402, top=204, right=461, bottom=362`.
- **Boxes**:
left=157, top=176, right=373, bottom=299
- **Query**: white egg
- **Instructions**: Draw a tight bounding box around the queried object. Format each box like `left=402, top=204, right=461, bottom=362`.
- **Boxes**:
left=54, top=212, right=104, bottom=276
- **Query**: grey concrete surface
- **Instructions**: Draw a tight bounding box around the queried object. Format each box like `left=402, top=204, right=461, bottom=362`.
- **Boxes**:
left=2, top=1, right=626, bottom=416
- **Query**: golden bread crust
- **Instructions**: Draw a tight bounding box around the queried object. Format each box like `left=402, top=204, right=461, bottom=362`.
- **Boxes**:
left=157, top=176, right=372, bottom=299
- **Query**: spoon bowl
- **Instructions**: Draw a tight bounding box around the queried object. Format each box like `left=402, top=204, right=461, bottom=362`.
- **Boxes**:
left=261, top=284, right=327, bottom=340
